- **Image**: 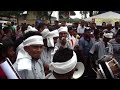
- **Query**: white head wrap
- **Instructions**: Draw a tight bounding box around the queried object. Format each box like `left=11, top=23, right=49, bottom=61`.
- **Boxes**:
left=58, top=26, right=68, bottom=33
left=103, top=32, right=113, bottom=38
left=47, top=30, right=59, bottom=47
left=16, top=35, right=44, bottom=71
left=49, top=51, right=77, bottom=74
left=24, top=26, right=38, bottom=34
left=41, top=29, right=59, bottom=47
left=41, top=28, right=50, bottom=38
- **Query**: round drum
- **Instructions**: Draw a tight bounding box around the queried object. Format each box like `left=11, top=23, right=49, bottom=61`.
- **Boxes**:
left=105, top=58, right=120, bottom=79
left=97, top=57, right=120, bottom=79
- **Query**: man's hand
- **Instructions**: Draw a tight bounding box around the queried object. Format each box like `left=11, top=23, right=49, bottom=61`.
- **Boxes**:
left=60, top=37, right=66, bottom=46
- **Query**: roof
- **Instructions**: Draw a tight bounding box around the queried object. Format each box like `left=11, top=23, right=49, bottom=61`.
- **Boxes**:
left=83, top=11, right=120, bottom=25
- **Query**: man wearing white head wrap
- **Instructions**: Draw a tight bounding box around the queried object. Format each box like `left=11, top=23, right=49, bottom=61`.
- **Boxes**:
left=45, top=48, right=84, bottom=79
left=40, top=30, right=59, bottom=75
left=24, top=25, right=38, bottom=34
left=55, top=27, right=73, bottom=49
left=13, top=32, right=45, bottom=79
left=90, top=32, right=113, bottom=73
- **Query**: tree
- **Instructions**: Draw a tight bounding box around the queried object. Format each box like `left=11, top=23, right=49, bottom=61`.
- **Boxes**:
left=80, top=11, right=88, bottom=19
left=89, top=11, right=93, bottom=17
left=59, top=11, right=75, bottom=20
left=0, top=11, right=24, bottom=24
left=35, top=11, right=53, bottom=24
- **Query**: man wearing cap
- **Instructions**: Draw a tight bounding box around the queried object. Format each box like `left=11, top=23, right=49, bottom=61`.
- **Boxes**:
left=13, top=32, right=45, bottom=79
left=89, top=32, right=113, bottom=71
left=109, top=31, right=120, bottom=64
left=55, top=27, right=73, bottom=49
left=45, top=48, right=84, bottom=79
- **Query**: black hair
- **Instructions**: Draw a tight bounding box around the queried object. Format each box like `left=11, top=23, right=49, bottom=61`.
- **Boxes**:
left=2, top=39, right=14, bottom=54
left=11, top=21, right=14, bottom=26
left=23, top=31, right=42, bottom=40
left=14, top=36, right=24, bottom=50
left=37, top=22, right=46, bottom=30
left=53, top=48, right=73, bottom=62
left=84, top=28, right=91, bottom=33
left=15, top=31, right=42, bottom=49
left=115, top=30, right=120, bottom=37
left=2, top=26, right=10, bottom=34
left=94, top=29, right=100, bottom=35
left=68, top=26, right=73, bottom=31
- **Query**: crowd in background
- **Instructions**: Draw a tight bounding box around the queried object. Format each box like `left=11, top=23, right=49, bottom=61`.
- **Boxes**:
left=0, top=19, right=120, bottom=79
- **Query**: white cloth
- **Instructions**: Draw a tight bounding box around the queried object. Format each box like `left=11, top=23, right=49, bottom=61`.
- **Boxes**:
left=24, top=26, right=38, bottom=34
left=55, top=38, right=73, bottom=49
left=15, top=35, right=44, bottom=71
left=46, top=30, right=59, bottom=47
left=49, top=51, right=77, bottom=74
left=103, top=32, right=113, bottom=38
left=41, top=28, right=50, bottom=38
left=23, top=35, right=44, bottom=46
left=77, top=25, right=85, bottom=34
left=58, top=26, right=68, bottom=33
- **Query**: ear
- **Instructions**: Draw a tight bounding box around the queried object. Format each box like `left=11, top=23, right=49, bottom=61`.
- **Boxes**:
left=24, top=46, right=29, bottom=52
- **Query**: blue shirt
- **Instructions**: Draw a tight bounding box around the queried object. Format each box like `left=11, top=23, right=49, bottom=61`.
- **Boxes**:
left=79, top=37, right=93, bottom=58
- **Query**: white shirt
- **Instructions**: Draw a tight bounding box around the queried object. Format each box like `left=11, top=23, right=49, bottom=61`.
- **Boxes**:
left=111, top=27, right=120, bottom=35
left=55, top=38, right=73, bottom=49
left=77, top=24, right=85, bottom=34
left=41, top=47, right=55, bottom=65
left=14, top=59, right=45, bottom=79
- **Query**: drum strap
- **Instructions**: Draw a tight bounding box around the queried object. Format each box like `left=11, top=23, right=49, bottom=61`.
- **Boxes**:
left=100, top=61, right=113, bottom=79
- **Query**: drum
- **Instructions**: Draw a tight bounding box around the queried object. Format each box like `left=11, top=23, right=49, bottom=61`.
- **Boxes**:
left=97, top=57, right=120, bottom=79
left=105, top=58, right=120, bottom=79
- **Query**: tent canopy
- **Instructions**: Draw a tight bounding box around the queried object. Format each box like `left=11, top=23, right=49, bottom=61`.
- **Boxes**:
left=83, top=11, right=120, bottom=26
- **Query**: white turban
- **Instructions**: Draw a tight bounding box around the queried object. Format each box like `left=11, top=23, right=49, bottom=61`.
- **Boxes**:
left=41, top=28, right=50, bottom=38
left=47, top=30, right=59, bottom=47
left=103, top=32, right=113, bottom=38
left=16, top=35, right=44, bottom=71
left=41, top=29, right=59, bottom=47
left=58, top=26, right=68, bottom=33
left=24, top=26, right=38, bottom=34
left=49, top=51, right=77, bottom=74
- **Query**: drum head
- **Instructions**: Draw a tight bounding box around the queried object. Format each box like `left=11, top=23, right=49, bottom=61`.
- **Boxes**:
left=72, top=62, right=85, bottom=79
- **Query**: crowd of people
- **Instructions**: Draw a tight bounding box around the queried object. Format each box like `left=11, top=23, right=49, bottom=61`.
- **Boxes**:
left=0, top=19, right=120, bottom=79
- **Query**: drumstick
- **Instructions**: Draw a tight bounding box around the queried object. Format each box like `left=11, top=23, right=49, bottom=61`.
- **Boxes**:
left=92, top=68, right=98, bottom=74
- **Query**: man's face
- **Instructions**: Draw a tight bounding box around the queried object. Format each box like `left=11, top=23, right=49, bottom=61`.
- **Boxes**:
left=103, top=37, right=111, bottom=42
left=115, top=22, right=119, bottom=28
left=107, top=24, right=112, bottom=30
left=53, top=37, right=59, bottom=44
left=102, top=23, right=106, bottom=28
left=7, top=47, right=16, bottom=64
left=61, top=21, right=66, bottom=26
left=84, top=31, right=91, bottom=38
left=24, top=44, right=43, bottom=60
left=80, top=22, right=84, bottom=27
left=68, top=30, right=74, bottom=36
left=116, top=35, right=120, bottom=43
left=59, top=31, right=68, bottom=40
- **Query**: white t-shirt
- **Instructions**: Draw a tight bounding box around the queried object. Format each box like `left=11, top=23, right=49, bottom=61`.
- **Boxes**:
left=77, top=24, right=85, bottom=34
